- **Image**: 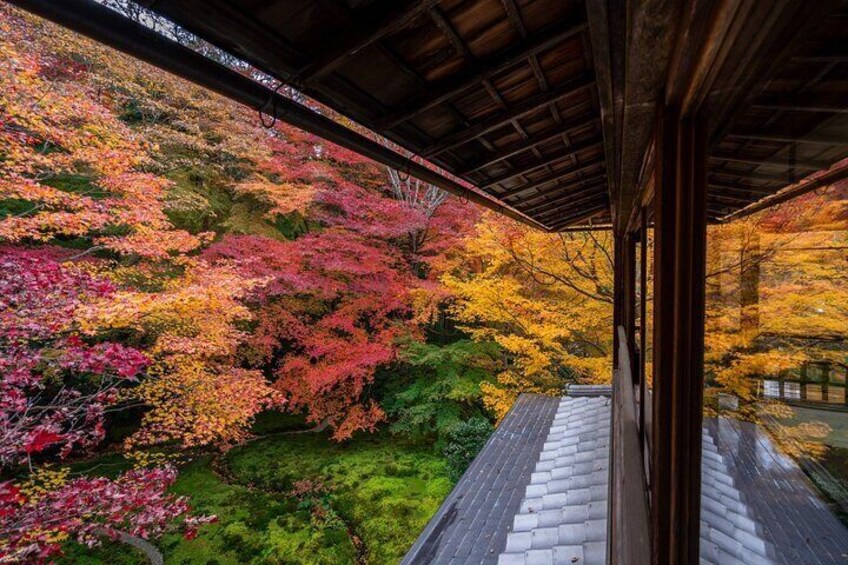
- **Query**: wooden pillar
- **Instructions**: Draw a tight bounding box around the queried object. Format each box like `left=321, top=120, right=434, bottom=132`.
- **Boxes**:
left=651, top=106, right=708, bottom=565
left=614, top=232, right=637, bottom=372
left=639, top=208, right=649, bottom=446
left=800, top=364, right=808, bottom=401
left=822, top=364, right=830, bottom=402
left=844, top=368, right=847, bottom=406
left=614, top=234, right=625, bottom=369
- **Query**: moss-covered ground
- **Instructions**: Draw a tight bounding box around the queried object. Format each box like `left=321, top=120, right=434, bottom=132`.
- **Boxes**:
left=60, top=415, right=452, bottom=565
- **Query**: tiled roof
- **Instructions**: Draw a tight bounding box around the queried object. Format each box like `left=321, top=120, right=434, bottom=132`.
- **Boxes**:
left=706, top=417, right=848, bottom=564
left=402, top=394, right=561, bottom=565
left=498, top=396, right=610, bottom=565
left=700, top=429, right=774, bottom=564
left=404, top=394, right=848, bottom=565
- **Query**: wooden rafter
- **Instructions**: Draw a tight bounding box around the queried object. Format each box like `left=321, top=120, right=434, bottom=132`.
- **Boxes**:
left=707, top=182, right=774, bottom=196
left=420, top=74, right=595, bottom=158
left=726, top=131, right=846, bottom=145
left=295, top=0, right=442, bottom=83
left=709, top=169, right=794, bottom=183
left=516, top=175, right=608, bottom=209
left=520, top=176, right=607, bottom=207
left=709, top=193, right=756, bottom=205
left=458, top=116, right=597, bottom=174
left=749, top=103, right=848, bottom=114
left=710, top=152, right=829, bottom=170
left=525, top=189, right=608, bottom=218
left=496, top=158, right=605, bottom=198
left=545, top=202, right=610, bottom=229
left=378, top=18, right=587, bottom=130
left=482, top=139, right=603, bottom=188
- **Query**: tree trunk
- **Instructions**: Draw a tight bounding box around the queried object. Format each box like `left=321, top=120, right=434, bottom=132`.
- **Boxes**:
left=740, top=231, right=760, bottom=346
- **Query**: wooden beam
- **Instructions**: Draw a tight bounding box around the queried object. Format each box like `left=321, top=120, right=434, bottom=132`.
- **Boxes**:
left=522, top=185, right=608, bottom=216
left=533, top=193, right=608, bottom=217
left=458, top=116, right=597, bottom=174
left=750, top=103, right=848, bottom=114
left=420, top=74, right=595, bottom=158
left=709, top=193, right=755, bottom=205
left=497, top=157, right=605, bottom=198
left=707, top=182, right=775, bottom=196
left=709, top=168, right=793, bottom=183
left=651, top=106, right=707, bottom=565
left=501, top=0, right=527, bottom=37
left=608, top=0, right=681, bottom=235
left=710, top=152, right=828, bottom=170
left=378, top=19, right=588, bottom=130
left=558, top=223, right=614, bottom=232
left=532, top=191, right=608, bottom=218
left=514, top=173, right=608, bottom=205
left=721, top=158, right=848, bottom=221
left=516, top=176, right=606, bottom=213
left=546, top=203, right=610, bottom=230
left=481, top=139, right=603, bottom=188
left=585, top=0, right=620, bottom=224
left=428, top=6, right=473, bottom=62
left=725, top=131, right=847, bottom=145
left=295, top=0, right=442, bottom=83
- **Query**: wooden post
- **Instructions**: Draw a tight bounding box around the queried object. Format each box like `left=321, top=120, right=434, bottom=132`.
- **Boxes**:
left=800, top=364, right=808, bottom=401
left=614, top=232, right=637, bottom=373
left=639, top=208, right=649, bottom=448
left=614, top=233, right=625, bottom=369
left=625, top=233, right=638, bottom=383
left=651, top=106, right=707, bottom=565
left=822, top=364, right=830, bottom=402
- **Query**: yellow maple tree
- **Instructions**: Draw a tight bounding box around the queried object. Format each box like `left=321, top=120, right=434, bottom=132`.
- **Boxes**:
left=442, top=212, right=614, bottom=418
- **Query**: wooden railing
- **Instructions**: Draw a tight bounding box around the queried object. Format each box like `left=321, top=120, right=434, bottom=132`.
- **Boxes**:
left=609, top=326, right=651, bottom=564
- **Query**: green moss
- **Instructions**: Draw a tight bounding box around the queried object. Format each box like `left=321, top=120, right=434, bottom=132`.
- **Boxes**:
left=0, top=198, right=34, bottom=219
left=163, top=168, right=232, bottom=234
left=0, top=173, right=103, bottom=219
left=61, top=432, right=450, bottom=564
left=226, top=431, right=452, bottom=563
left=222, top=201, right=287, bottom=240
left=43, top=173, right=105, bottom=198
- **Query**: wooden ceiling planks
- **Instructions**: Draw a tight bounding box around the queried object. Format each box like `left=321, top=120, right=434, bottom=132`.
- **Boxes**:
left=137, top=0, right=611, bottom=230
left=86, top=0, right=848, bottom=231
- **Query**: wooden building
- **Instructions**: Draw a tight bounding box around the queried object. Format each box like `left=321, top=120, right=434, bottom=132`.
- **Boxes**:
left=11, top=0, right=847, bottom=562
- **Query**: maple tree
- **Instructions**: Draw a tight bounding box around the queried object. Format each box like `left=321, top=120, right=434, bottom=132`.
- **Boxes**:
left=0, top=466, right=212, bottom=563
left=441, top=212, right=614, bottom=418
left=0, top=12, right=209, bottom=260
left=0, top=247, right=148, bottom=466
left=0, top=248, right=205, bottom=562
left=703, top=186, right=848, bottom=455
left=204, top=192, right=424, bottom=439
left=77, top=258, right=282, bottom=448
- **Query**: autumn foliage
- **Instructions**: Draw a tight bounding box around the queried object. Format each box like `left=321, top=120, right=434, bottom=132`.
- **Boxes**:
left=1, top=2, right=846, bottom=561
left=0, top=5, right=473, bottom=558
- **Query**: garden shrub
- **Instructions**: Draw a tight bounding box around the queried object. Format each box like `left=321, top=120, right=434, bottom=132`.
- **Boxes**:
left=443, top=417, right=494, bottom=482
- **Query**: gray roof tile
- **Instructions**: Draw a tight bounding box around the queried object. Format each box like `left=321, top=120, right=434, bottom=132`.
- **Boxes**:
left=405, top=395, right=848, bottom=564
left=402, top=394, right=560, bottom=565
left=498, top=396, right=611, bottom=565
